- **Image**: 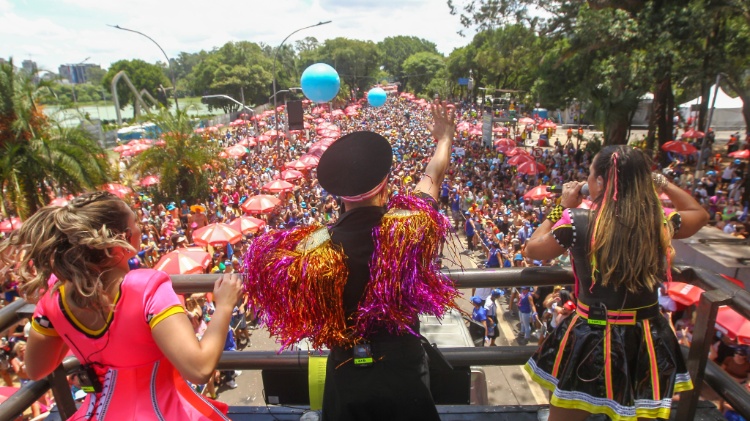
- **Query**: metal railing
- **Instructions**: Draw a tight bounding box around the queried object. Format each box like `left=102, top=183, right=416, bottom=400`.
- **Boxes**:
left=0, top=266, right=747, bottom=420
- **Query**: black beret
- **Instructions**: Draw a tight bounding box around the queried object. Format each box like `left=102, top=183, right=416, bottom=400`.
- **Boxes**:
left=317, top=131, right=393, bottom=197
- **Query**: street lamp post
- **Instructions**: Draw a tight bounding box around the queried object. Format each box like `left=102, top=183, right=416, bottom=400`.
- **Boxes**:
left=202, top=95, right=259, bottom=135
left=272, top=21, right=332, bottom=137
left=110, top=24, right=179, bottom=112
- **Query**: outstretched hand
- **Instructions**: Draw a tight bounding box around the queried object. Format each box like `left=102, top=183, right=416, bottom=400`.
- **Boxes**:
left=426, top=99, right=456, bottom=142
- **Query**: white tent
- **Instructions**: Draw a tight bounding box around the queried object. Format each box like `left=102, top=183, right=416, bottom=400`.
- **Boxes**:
left=679, top=84, right=746, bottom=130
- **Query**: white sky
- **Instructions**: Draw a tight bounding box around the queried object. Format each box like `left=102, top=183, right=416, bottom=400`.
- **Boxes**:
left=1, top=0, right=472, bottom=72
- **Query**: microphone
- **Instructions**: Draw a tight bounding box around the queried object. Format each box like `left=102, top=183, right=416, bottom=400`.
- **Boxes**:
left=546, top=183, right=590, bottom=196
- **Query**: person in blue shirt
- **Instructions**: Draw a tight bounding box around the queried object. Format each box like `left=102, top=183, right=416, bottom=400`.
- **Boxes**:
left=485, top=241, right=501, bottom=268
left=450, top=190, right=461, bottom=230
left=439, top=181, right=450, bottom=211
left=465, top=215, right=476, bottom=252
left=471, top=296, right=490, bottom=346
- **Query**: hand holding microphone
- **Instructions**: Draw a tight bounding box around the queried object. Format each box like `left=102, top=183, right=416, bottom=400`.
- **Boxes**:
left=551, top=181, right=587, bottom=209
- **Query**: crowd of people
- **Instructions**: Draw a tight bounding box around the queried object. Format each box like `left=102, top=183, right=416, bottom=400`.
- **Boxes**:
left=0, top=92, right=747, bottom=419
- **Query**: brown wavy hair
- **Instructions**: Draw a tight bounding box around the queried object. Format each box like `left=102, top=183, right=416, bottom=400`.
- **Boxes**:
left=0, top=191, right=135, bottom=310
left=588, top=145, right=673, bottom=293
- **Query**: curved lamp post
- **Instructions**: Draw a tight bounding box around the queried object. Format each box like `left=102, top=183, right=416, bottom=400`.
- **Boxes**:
left=202, top=94, right=259, bottom=134
left=109, top=24, right=179, bottom=112
left=272, top=21, right=332, bottom=135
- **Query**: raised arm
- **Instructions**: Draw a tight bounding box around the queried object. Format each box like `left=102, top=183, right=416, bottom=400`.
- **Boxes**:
left=415, top=100, right=456, bottom=200
left=657, top=177, right=709, bottom=239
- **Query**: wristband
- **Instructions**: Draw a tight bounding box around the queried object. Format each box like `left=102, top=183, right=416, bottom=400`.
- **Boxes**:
left=545, top=205, right=565, bottom=224
left=652, top=173, right=668, bottom=192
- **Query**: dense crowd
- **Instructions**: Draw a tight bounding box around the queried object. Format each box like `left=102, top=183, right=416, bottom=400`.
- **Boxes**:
left=0, top=94, right=748, bottom=414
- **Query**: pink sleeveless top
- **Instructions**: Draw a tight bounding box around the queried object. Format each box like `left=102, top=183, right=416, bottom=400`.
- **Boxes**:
left=32, top=269, right=229, bottom=420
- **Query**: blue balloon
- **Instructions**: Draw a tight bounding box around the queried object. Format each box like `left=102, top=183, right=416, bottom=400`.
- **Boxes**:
left=300, top=63, right=340, bottom=103
left=367, top=88, right=387, bottom=107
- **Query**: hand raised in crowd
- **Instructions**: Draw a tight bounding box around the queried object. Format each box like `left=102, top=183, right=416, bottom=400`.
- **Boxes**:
left=426, top=99, right=456, bottom=143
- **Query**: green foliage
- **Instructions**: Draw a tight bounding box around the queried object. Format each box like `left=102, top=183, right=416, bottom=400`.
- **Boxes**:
left=190, top=41, right=272, bottom=112
left=0, top=59, right=111, bottom=219
left=128, top=108, right=221, bottom=203
left=402, top=52, right=446, bottom=94
left=378, top=36, right=439, bottom=87
left=102, top=59, right=171, bottom=112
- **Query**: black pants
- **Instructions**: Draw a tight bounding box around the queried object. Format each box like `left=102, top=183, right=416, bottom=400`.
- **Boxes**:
left=322, top=339, right=440, bottom=421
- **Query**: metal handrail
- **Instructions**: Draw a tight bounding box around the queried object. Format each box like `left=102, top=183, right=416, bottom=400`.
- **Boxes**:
left=0, top=266, right=747, bottom=420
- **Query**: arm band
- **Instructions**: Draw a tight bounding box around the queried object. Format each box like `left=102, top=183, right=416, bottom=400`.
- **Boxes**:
left=546, top=205, right=565, bottom=224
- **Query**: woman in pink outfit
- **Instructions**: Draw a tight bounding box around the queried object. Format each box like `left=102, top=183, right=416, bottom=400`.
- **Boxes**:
left=0, top=191, right=242, bottom=420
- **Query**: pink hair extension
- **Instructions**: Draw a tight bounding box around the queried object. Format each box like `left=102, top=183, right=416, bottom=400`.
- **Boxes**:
left=611, top=153, right=619, bottom=201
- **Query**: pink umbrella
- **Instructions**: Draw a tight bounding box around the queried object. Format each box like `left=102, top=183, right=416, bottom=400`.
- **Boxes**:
left=154, top=247, right=211, bottom=274
left=49, top=197, right=70, bottom=207
left=505, top=147, right=529, bottom=157
left=299, top=154, right=320, bottom=167
left=681, top=128, right=705, bottom=139
left=238, top=137, right=257, bottom=148
left=285, top=160, right=312, bottom=171
left=517, top=160, right=546, bottom=175
left=192, top=223, right=242, bottom=247
left=264, top=130, right=284, bottom=138
left=223, top=145, right=249, bottom=158
left=280, top=169, right=304, bottom=181
left=729, top=149, right=750, bottom=159
left=241, top=195, right=281, bottom=214
left=113, top=145, right=131, bottom=153
left=140, top=175, right=160, bottom=187
left=0, top=217, right=22, bottom=233
left=257, top=134, right=272, bottom=143
left=102, top=183, right=133, bottom=199
left=155, top=139, right=166, bottom=147
left=308, top=144, right=328, bottom=157
left=130, top=144, right=152, bottom=155
left=518, top=117, right=536, bottom=125
left=523, top=185, right=552, bottom=201
left=228, top=216, right=266, bottom=235
left=538, top=121, right=557, bottom=129
left=493, top=126, right=509, bottom=134
left=262, top=179, right=294, bottom=193
left=456, top=121, right=471, bottom=131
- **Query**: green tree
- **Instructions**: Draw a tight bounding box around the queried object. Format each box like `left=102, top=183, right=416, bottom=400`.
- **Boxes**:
left=0, top=59, right=111, bottom=219
left=102, top=59, right=171, bottom=116
left=402, top=52, right=446, bottom=94
left=378, top=36, right=439, bottom=88
left=190, top=42, right=272, bottom=112
left=129, top=109, right=221, bottom=202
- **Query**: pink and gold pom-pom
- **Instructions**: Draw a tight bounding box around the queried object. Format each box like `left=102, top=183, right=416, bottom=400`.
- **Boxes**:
left=355, top=194, right=459, bottom=336
left=242, top=224, right=350, bottom=350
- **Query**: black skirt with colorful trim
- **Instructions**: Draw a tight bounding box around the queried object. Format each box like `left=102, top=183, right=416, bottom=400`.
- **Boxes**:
left=524, top=312, right=693, bottom=421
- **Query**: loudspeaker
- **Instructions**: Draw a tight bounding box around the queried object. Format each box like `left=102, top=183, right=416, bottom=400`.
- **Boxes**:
left=287, top=100, right=304, bottom=131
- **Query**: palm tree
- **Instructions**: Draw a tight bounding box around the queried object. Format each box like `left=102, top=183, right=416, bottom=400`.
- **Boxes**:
left=129, top=108, right=222, bottom=203
left=0, top=58, right=111, bottom=219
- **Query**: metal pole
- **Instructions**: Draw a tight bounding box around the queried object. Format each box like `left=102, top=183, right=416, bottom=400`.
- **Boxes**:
left=272, top=21, right=332, bottom=143
left=692, top=74, right=721, bottom=194
left=202, top=94, right=259, bottom=136
left=110, top=25, right=180, bottom=112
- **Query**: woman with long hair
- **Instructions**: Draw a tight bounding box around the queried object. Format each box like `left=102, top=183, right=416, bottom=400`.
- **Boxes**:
left=0, top=191, right=242, bottom=420
left=523, top=145, right=709, bottom=421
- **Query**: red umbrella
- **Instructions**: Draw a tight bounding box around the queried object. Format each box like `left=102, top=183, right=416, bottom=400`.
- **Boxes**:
left=523, top=185, right=553, bottom=201
left=139, top=175, right=160, bottom=187
left=728, top=149, right=750, bottom=159
left=518, top=117, right=536, bottom=125
left=102, top=183, right=133, bottom=199
left=456, top=121, right=471, bottom=131
left=228, top=215, right=266, bottom=235
left=661, top=140, right=697, bottom=155
left=264, top=130, right=285, bottom=138
left=538, top=121, right=557, bottom=129
left=715, top=306, right=750, bottom=343
left=507, top=154, right=535, bottom=166
left=130, top=143, right=152, bottom=155
left=681, top=128, right=705, bottom=139
left=280, top=169, right=304, bottom=181
left=284, top=160, right=312, bottom=171
left=238, top=137, right=257, bottom=148
left=154, top=247, right=211, bottom=275
left=666, top=282, right=705, bottom=307
left=262, top=179, right=294, bottom=193
left=241, top=195, right=281, bottom=214
left=223, top=145, right=249, bottom=158
left=517, top=160, right=546, bottom=175
left=0, top=217, right=22, bottom=233
left=505, top=147, right=529, bottom=157
left=299, top=154, right=320, bottom=167
left=257, top=135, right=272, bottom=143
left=493, top=126, right=509, bottom=134
left=308, top=144, right=328, bottom=157
left=192, top=223, right=242, bottom=247
left=495, top=138, right=516, bottom=153
left=113, top=145, right=131, bottom=153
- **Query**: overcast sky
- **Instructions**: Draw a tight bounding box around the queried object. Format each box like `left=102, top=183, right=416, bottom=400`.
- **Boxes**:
left=1, top=0, right=473, bottom=72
